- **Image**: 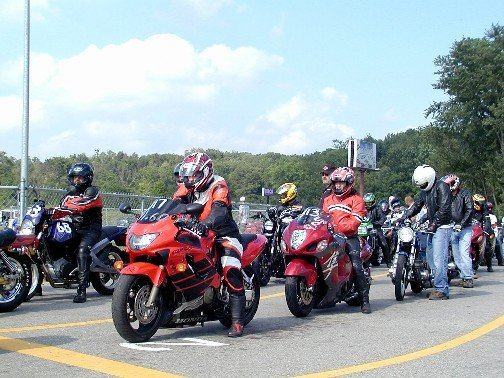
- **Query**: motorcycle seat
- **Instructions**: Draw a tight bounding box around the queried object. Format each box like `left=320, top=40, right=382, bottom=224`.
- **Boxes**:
left=240, top=233, right=258, bottom=250
left=0, top=228, right=16, bottom=248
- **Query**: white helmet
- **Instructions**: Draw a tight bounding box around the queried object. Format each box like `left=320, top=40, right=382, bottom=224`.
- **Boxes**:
left=412, top=164, right=436, bottom=191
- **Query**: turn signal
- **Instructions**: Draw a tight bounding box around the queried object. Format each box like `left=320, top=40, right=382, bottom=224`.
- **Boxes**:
left=175, top=262, right=187, bottom=272
left=113, top=261, right=124, bottom=271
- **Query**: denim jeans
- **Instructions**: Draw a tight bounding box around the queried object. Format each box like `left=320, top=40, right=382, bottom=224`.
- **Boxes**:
left=451, top=226, right=473, bottom=280
left=426, top=227, right=452, bottom=295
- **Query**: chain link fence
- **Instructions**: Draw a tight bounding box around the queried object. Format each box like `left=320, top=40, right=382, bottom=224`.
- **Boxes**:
left=0, top=185, right=271, bottom=228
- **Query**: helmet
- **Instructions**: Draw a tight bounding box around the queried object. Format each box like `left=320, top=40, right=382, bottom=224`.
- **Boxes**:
left=412, top=164, right=436, bottom=191
left=486, top=201, right=494, bottom=212
left=276, top=183, right=297, bottom=205
left=472, top=194, right=486, bottom=211
left=379, top=200, right=389, bottom=212
left=330, top=167, right=355, bottom=196
left=180, top=152, right=214, bottom=191
left=363, top=193, right=376, bottom=209
left=67, top=162, right=94, bottom=190
left=390, top=198, right=401, bottom=210
left=173, top=162, right=182, bottom=177
left=441, top=173, right=460, bottom=192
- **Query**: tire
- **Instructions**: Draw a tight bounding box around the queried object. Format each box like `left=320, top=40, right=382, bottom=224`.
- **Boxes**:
left=0, top=254, right=31, bottom=312
left=410, top=281, right=423, bottom=293
left=259, top=254, right=271, bottom=287
left=219, top=266, right=261, bottom=328
left=395, top=254, right=408, bottom=301
left=285, top=276, right=315, bottom=317
left=111, top=274, right=165, bottom=343
left=25, top=263, right=43, bottom=302
left=90, top=246, right=125, bottom=295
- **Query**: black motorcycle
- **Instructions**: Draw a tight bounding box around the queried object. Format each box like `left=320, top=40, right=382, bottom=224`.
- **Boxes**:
left=18, top=200, right=128, bottom=299
left=259, top=206, right=302, bottom=286
left=358, top=218, right=383, bottom=266
left=389, top=220, right=432, bottom=301
left=0, top=228, right=31, bottom=312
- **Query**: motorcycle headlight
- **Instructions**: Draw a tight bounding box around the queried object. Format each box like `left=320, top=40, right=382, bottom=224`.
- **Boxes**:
left=264, top=220, right=274, bottom=232
left=19, top=219, right=35, bottom=235
left=290, top=229, right=307, bottom=250
left=398, top=227, right=414, bottom=243
left=129, top=233, right=159, bottom=251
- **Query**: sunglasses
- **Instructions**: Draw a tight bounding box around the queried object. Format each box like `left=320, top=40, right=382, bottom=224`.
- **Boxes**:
left=320, top=173, right=330, bottom=177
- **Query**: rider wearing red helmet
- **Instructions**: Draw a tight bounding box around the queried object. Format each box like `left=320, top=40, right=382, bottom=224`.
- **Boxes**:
left=173, top=152, right=245, bottom=337
left=320, top=167, right=370, bottom=314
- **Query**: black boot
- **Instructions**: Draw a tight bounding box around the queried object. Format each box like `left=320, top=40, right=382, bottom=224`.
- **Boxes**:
left=228, top=293, right=245, bottom=337
left=73, top=283, right=87, bottom=303
left=486, top=256, right=494, bottom=272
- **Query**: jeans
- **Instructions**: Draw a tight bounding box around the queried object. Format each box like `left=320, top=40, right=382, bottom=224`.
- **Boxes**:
left=426, top=227, right=452, bottom=296
left=451, top=226, right=473, bottom=280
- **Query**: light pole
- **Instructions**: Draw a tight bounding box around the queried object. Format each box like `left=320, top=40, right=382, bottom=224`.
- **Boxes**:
left=20, top=0, right=30, bottom=221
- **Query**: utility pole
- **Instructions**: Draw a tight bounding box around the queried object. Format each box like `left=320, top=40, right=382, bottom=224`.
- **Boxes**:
left=20, top=0, right=30, bottom=221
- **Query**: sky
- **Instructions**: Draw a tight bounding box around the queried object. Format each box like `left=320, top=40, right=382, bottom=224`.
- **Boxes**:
left=0, top=0, right=503, bottom=160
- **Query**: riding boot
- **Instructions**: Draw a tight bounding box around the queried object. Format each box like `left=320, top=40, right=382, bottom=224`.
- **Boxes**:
left=357, top=278, right=371, bottom=314
left=228, top=293, right=245, bottom=337
left=74, top=250, right=90, bottom=303
left=73, top=280, right=87, bottom=303
left=485, top=255, right=494, bottom=272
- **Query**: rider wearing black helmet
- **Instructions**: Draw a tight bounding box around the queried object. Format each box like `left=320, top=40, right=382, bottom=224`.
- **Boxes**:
left=366, top=196, right=392, bottom=267
left=61, top=162, right=103, bottom=303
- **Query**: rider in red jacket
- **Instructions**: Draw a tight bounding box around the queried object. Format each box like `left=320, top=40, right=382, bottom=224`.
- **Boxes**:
left=321, top=167, right=370, bottom=314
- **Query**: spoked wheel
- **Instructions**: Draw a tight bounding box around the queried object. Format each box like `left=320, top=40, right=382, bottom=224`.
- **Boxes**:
left=219, top=266, right=261, bottom=328
left=112, top=275, right=165, bottom=343
left=395, top=254, right=408, bottom=301
left=91, top=247, right=125, bottom=295
left=285, top=276, right=315, bottom=317
left=259, top=253, right=271, bottom=287
left=0, top=254, right=31, bottom=312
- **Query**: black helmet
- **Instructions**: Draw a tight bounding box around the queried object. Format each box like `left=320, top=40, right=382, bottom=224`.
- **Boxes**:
left=68, top=162, right=94, bottom=191
left=173, top=163, right=182, bottom=177
left=379, top=200, right=389, bottom=212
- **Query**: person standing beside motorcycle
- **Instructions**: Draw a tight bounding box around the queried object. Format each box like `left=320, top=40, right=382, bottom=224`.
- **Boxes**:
left=318, top=164, right=336, bottom=207
left=485, top=201, right=499, bottom=270
left=173, top=152, right=245, bottom=337
left=61, top=162, right=103, bottom=303
left=441, top=174, right=474, bottom=288
left=321, top=167, right=371, bottom=314
left=404, top=164, right=453, bottom=300
left=267, top=183, right=304, bottom=232
left=364, top=194, right=392, bottom=268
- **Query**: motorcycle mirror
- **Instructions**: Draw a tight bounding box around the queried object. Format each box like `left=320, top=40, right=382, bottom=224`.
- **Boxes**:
left=186, top=203, right=204, bottom=216
left=119, top=202, right=132, bottom=214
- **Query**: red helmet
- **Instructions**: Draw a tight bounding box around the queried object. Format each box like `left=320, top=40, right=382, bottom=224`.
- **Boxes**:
left=180, top=152, right=214, bottom=191
left=330, top=167, right=355, bottom=196
left=441, top=173, right=460, bottom=192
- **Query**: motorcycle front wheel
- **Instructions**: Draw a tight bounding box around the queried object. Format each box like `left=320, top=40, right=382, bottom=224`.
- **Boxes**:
left=285, top=276, right=315, bottom=317
left=25, top=263, right=43, bottom=302
left=0, top=254, right=31, bottom=312
left=112, top=274, right=165, bottom=343
left=259, top=253, right=271, bottom=286
left=395, top=254, right=408, bottom=301
left=90, top=246, right=125, bottom=295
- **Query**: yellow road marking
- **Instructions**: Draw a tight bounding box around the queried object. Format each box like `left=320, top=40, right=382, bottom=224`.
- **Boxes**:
left=293, top=314, right=504, bottom=377
left=0, top=335, right=182, bottom=377
left=0, top=318, right=112, bottom=334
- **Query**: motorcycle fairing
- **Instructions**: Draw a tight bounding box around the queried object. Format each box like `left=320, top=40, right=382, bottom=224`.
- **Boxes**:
left=48, top=221, right=76, bottom=243
left=284, top=258, right=318, bottom=287
left=120, top=262, right=167, bottom=286
left=241, top=233, right=267, bottom=267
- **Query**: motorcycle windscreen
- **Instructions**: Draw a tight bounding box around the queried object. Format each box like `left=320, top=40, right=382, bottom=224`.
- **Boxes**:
left=138, top=198, right=187, bottom=224
left=294, top=207, right=332, bottom=227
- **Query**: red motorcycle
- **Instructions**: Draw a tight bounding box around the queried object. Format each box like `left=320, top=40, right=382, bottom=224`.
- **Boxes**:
left=470, top=223, right=485, bottom=271
left=281, top=207, right=372, bottom=317
left=112, top=199, right=266, bottom=342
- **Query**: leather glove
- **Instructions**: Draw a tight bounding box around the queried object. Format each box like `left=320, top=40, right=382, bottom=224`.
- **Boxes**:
left=453, top=224, right=462, bottom=232
left=190, top=221, right=208, bottom=236
left=426, top=223, right=437, bottom=233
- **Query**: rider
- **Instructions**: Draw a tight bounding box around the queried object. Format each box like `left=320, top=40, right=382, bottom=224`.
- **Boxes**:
left=404, top=164, right=453, bottom=300
left=364, top=193, right=392, bottom=268
left=275, top=183, right=304, bottom=215
left=318, top=164, right=336, bottom=207
left=441, top=174, right=474, bottom=288
left=472, top=194, right=490, bottom=273
left=321, top=167, right=370, bottom=314
left=485, top=201, right=499, bottom=271
left=173, top=162, right=183, bottom=185
left=61, top=162, right=103, bottom=303
left=173, top=152, right=245, bottom=337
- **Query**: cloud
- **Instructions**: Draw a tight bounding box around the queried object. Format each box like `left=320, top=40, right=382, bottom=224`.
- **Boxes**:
left=246, top=89, right=353, bottom=154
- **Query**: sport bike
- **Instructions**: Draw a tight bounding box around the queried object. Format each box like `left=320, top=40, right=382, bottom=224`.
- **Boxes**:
left=0, top=228, right=31, bottom=312
left=18, top=200, right=128, bottom=299
left=358, top=218, right=382, bottom=266
left=281, top=207, right=372, bottom=317
left=112, top=199, right=266, bottom=342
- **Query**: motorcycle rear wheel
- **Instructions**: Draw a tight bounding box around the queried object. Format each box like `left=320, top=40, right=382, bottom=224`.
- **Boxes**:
left=112, top=274, right=165, bottom=343
left=285, top=276, right=315, bottom=317
left=395, top=254, right=408, bottom=301
left=259, top=254, right=271, bottom=287
left=90, top=246, right=125, bottom=295
left=0, top=254, right=31, bottom=312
